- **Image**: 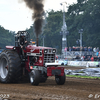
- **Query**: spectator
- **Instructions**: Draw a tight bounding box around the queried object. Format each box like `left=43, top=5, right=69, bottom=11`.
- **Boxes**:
left=67, top=47, right=69, bottom=51
left=80, top=55, right=84, bottom=61
left=75, top=55, right=80, bottom=60
left=87, top=56, right=91, bottom=61
left=96, top=47, right=99, bottom=52
left=96, top=51, right=99, bottom=56
left=90, top=47, right=92, bottom=51
left=82, top=47, right=84, bottom=51
left=64, top=47, right=67, bottom=52
left=98, top=52, right=100, bottom=61
left=84, top=47, right=88, bottom=51
left=88, top=47, right=91, bottom=52
left=69, top=47, right=72, bottom=51
left=56, top=56, right=58, bottom=60
left=91, top=56, right=94, bottom=61
left=75, top=47, right=78, bottom=51
left=98, top=51, right=100, bottom=56
left=93, top=47, right=97, bottom=52
left=77, top=46, right=80, bottom=51
left=72, top=46, right=76, bottom=51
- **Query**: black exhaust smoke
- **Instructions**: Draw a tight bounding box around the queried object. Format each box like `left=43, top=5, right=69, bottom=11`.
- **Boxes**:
left=22, top=0, right=45, bottom=46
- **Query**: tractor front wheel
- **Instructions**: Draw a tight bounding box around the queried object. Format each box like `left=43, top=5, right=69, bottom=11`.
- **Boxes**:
left=55, top=73, right=66, bottom=85
left=30, top=70, right=40, bottom=86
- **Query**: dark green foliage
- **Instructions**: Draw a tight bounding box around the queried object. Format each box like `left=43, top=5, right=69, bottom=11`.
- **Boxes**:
left=1, top=0, right=100, bottom=53
left=26, top=10, right=63, bottom=54
left=43, top=10, right=62, bottom=54
left=0, top=26, right=14, bottom=49
left=26, top=25, right=36, bottom=41
left=67, top=0, right=100, bottom=47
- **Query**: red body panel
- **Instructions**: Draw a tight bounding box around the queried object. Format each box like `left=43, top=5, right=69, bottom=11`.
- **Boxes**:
left=25, top=45, right=52, bottom=53
left=47, top=66, right=64, bottom=76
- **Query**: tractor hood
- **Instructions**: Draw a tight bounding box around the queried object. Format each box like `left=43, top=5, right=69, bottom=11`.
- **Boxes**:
left=26, top=45, right=56, bottom=56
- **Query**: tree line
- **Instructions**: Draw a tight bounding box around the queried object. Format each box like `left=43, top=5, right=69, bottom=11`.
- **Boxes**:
left=0, top=25, right=14, bottom=49
left=0, top=0, right=100, bottom=54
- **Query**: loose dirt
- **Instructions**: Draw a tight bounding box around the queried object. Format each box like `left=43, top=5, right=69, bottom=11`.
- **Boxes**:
left=0, top=66, right=100, bottom=100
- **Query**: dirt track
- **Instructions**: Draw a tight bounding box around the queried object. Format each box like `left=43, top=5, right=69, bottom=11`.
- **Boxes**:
left=0, top=67, right=100, bottom=100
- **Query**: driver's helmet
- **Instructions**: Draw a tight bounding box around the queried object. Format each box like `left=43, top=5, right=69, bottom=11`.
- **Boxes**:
left=20, top=33, right=26, bottom=40
left=21, top=33, right=26, bottom=36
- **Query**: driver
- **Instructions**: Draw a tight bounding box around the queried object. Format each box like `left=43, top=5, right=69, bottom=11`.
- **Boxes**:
left=18, top=34, right=28, bottom=58
left=20, top=35, right=27, bottom=49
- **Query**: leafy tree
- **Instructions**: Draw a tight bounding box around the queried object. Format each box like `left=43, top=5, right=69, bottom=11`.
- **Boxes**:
left=0, top=26, right=14, bottom=48
left=66, top=0, right=100, bottom=47
left=43, top=10, right=63, bottom=54
left=1, top=0, right=100, bottom=53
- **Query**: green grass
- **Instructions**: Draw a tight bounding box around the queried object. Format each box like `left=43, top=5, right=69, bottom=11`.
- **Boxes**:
left=77, top=71, right=84, bottom=73
left=66, top=75, right=100, bottom=79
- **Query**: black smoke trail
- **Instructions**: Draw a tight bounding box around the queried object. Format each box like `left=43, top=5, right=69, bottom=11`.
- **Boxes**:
left=22, top=0, right=45, bottom=46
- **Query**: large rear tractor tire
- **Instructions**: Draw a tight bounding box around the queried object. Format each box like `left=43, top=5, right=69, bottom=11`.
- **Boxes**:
left=0, top=50, right=22, bottom=83
left=55, top=73, right=66, bottom=85
left=30, top=70, right=40, bottom=86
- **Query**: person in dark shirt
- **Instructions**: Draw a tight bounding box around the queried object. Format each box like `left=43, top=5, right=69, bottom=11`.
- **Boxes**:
left=20, top=36, right=27, bottom=49
left=19, top=36, right=27, bottom=58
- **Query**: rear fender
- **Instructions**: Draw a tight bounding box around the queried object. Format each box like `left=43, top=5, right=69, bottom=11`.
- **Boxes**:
left=6, top=46, right=15, bottom=50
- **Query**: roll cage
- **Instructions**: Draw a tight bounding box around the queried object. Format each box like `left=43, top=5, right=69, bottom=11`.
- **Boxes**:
left=15, top=31, right=30, bottom=47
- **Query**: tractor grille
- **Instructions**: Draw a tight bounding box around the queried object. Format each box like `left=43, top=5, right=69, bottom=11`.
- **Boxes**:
left=44, top=54, right=55, bottom=63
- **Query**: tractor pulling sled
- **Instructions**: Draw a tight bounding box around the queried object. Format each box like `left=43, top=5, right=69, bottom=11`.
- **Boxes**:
left=0, top=31, right=65, bottom=85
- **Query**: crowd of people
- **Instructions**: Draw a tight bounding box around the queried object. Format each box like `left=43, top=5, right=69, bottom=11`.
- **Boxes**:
left=68, top=46, right=100, bottom=61
left=74, top=51, right=100, bottom=61
left=65, top=46, right=99, bottom=52
left=79, top=54, right=100, bottom=61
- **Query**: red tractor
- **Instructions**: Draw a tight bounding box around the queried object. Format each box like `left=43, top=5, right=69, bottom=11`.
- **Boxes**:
left=0, top=31, right=65, bottom=85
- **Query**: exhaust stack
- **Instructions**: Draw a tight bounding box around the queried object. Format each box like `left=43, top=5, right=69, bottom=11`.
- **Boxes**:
left=36, top=37, right=38, bottom=46
left=22, top=0, right=45, bottom=46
